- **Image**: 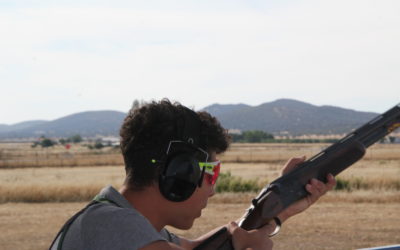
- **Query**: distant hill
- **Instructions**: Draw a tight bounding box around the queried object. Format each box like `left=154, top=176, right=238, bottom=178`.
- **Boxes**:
left=202, top=99, right=378, bottom=135
left=203, top=103, right=251, bottom=118
left=0, top=120, right=48, bottom=133
left=0, top=111, right=126, bottom=139
left=0, top=99, right=382, bottom=139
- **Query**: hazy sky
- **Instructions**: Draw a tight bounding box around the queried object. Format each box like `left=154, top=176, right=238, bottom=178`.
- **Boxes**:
left=1, top=0, right=399, bottom=124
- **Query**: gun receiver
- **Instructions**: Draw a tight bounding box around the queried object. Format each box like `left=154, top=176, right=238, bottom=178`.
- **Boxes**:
left=194, top=103, right=400, bottom=250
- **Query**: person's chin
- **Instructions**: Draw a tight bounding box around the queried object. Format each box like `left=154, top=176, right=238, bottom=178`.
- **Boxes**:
left=176, top=220, right=195, bottom=230
left=174, top=208, right=204, bottom=229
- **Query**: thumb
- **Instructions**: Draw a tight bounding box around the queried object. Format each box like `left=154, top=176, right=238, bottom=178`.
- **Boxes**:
left=282, top=155, right=306, bottom=174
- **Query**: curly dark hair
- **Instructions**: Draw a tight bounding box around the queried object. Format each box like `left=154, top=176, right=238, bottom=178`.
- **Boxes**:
left=120, top=99, right=230, bottom=189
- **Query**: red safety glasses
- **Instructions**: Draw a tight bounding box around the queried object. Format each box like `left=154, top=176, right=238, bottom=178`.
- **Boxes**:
left=199, top=160, right=221, bottom=185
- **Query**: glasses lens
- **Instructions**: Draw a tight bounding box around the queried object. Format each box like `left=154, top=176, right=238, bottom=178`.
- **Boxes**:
left=210, top=163, right=220, bottom=185
left=200, top=161, right=220, bottom=185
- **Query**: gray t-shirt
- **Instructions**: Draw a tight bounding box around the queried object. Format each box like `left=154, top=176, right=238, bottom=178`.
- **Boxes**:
left=51, top=185, right=180, bottom=250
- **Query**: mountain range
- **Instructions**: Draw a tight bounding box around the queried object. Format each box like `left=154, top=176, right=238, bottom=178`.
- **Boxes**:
left=0, top=99, right=380, bottom=139
left=0, top=111, right=127, bottom=139
left=202, top=99, right=378, bottom=135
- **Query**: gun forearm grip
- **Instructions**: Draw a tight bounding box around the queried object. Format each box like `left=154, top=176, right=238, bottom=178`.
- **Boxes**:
left=277, top=140, right=365, bottom=206
left=239, top=140, right=367, bottom=230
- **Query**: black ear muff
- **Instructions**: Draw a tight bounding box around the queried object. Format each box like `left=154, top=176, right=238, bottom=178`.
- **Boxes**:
left=159, top=153, right=201, bottom=202
left=158, top=107, right=209, bottom=202
left=159, top=154, right=201, bottom=201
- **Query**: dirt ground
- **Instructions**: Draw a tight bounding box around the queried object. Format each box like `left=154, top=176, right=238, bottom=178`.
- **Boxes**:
left=0, top=198, right=399, bottom=250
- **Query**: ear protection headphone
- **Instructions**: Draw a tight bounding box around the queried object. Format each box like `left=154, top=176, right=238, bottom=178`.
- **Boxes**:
left=158, top=107, right=209, bottom=202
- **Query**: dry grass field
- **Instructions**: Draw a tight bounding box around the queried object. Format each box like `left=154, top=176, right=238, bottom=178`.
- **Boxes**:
left=0, top=143, right=123, bottom=168
left=2, top=142, right=399, bottom=168
left=1, top=195, right=399, bottom=250
left=0, top=142, right=399, bottom=249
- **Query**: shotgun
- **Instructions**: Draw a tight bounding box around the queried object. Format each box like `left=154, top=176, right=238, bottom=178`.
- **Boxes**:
left=194, top=103, right=400, bottom=250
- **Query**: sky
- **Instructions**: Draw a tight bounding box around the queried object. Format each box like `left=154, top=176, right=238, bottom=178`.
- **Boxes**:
left=1, top=0, right=399, bottom=124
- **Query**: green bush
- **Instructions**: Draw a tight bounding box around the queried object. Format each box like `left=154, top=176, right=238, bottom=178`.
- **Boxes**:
left=216, top=172, right=261, bottom=193
left=334, top=177, right=366, bottom=191
left=32, top=136, right=57, bottom=148
left=94, top=142, right=104, bottom=149
left=334, top=177, right=351, bottom=191
left=230, top=130, right=274, bottom=143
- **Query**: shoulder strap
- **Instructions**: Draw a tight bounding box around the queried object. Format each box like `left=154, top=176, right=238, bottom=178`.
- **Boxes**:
left=49, top=196, right=120, bottom=250
left=49, top=200, right=98, bottom=250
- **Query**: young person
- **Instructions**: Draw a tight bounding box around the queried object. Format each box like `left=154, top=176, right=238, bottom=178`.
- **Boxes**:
left=50, top=99, right=335, bottom=250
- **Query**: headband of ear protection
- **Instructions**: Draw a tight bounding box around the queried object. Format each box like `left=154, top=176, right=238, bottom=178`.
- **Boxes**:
left=158, top=107, right=208, bottom=202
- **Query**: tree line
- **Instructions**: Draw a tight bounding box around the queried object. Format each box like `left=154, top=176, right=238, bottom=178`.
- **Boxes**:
left=32, top=135, right=83, bottom=148
left=31, top=134, right=113, bottom=149
left=31, top=130, right=397, bottom=147
left=229, top=130, right=400, bottom=143
left=230, top=130, right=339, bottom=143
